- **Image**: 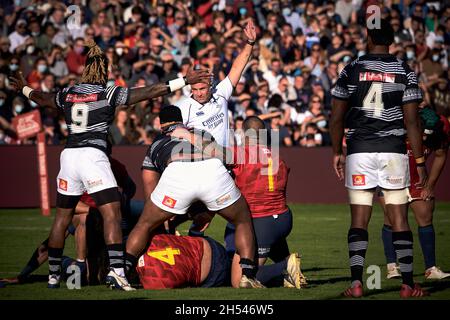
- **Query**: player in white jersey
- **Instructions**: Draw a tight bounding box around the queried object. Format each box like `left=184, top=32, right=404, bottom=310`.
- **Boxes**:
left=9, top=40, right=210, bottom=291
left=175, top=20, right=257, bottom=147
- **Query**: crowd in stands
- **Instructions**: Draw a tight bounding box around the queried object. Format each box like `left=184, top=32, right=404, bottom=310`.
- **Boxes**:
left=0, top=0, right=449, bottom=147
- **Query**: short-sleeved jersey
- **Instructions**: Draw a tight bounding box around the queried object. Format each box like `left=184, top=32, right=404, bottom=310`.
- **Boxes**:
left=175, top=77, right=233, bottom=147
left=55, top=84, right=129, bottom=153
left=141, top=125, right=215, bottom=174
left=136, top=234, right=203, bottom=289
left=232, top=145, right=289, bottom=217
left=79, top=157, right=129, bottom=208
left=331, top=54, right=422, bottom=155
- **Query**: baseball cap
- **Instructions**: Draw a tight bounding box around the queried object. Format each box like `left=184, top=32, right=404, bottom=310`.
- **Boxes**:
left=17, top=19, right=27, bottom=26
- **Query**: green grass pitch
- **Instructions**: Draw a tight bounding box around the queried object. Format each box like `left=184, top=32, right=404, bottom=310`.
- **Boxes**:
left=0, top=203, right=449, bottom=300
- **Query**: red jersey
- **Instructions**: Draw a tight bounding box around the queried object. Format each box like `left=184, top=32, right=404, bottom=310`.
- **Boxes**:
left=79, top=158, right=129, bottom=208
left=232, top=145, right=289, bottom=218
left=407, top=115, right=450, bottom=199
left=136, top=234, right=203, bottom=289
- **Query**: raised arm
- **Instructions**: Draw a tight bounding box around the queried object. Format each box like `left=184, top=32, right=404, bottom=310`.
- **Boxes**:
left=9, top=71, right=57, bottom=109
left=126, top=68, right=211, bottom=105
left=227, top=20, right=257, bottom=87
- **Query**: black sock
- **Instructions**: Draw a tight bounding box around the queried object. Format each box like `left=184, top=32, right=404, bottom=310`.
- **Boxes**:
left=18, top=239, right=48, bottom=282
left=418, top=225, right=436, bottom=270
left=392, top=231, right=414, bottom=287
left=106, top=243, right=125, bottom=274
left=240, top=258, right=257, bottom=278
left=348, top=228, right=368, bottom=284
left=48, top=247, right=63, bottom=278
left=125, top=252, right=138, bottom=274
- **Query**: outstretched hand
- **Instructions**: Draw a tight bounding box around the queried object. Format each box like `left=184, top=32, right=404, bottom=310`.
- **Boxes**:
left=185, top=67, right=212, bottom=85
left=243, top=19, right=256, bottom=42
left=9, top=71, right=27, bottom=92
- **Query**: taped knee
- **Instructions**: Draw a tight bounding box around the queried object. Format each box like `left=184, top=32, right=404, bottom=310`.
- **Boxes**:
left=348, top=189, right=374, bottom=206
left=383, top=188, right=408, bottom=205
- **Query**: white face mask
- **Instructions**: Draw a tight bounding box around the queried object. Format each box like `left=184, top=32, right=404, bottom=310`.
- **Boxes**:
left=432, top=54, right=440, bottom=62
left=60, top=122, right=68, bottom=130
left=116, top=48, right=124, bottom=56
left=282, top=8, right=292, bottom=16
left=0, top=99, right=5, bottom=107
left=9, top=64, right=19, bottom=71
left=406, top=51, right=415, bottom=59
left=264, top=38, right=273, bottom=47
left=358, top=50, right=366, bottom=57
left=30, top=100, right=38, bottom=108
left=37, top=65, right=47, bottom=73
left=26, top=45, right=35, bottom=54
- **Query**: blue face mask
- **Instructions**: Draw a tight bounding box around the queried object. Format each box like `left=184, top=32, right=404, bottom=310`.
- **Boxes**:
left=406, top=51, right=415, bottom=60
left=358, top=50, right=366, bottom=57
left=14, top=104, right=24, bottom=114
left=9, top=64, right=19, bottom=71
left=282, top=7, right=292, bottom=16
left=432, top=54, right=440, bottom=62
left=239, top=7, right=247, bottom=16
left=37, top=65, right=47, bottom=73
left=0, top=99, right=5, bottom=107
left=107, top=80, right=115, bottom=87
left=30, top=100, right=38, bottom=108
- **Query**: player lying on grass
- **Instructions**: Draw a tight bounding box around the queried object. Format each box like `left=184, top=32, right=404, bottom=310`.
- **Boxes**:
left=379, top=105, right=450, bottom=280
left=126, top=105, right=263, bottom=289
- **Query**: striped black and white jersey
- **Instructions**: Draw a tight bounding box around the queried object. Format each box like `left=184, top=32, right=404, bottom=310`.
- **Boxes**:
left=55, top=83, right=129, bottom=153
left=331, top=53, right=422, bottom=155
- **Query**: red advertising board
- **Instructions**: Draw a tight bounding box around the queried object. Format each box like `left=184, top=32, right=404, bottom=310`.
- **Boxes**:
left=11, top=110, right=42, bottom=140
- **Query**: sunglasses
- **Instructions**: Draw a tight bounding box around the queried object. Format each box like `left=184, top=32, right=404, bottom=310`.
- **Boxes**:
left=312, top=100, right=321, bottom=103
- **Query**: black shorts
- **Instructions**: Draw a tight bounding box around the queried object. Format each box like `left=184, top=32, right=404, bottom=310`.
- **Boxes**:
left=201, top=236, right=230, bottom=287
left=224, top=208, right=293, bottom=259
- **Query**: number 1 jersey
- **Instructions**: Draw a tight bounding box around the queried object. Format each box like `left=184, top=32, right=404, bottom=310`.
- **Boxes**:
left=55, top=84, right=129, bottom=153
left=331, top=54, right=422, bottom=155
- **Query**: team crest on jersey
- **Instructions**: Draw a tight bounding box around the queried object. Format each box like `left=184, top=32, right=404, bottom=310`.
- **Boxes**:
left=162, top=195, right=177, bottom=208
left=359, top=72, right=395, bottom=83
left=65, top=93, right=98, bottom=103
left=58, top=179, right=68, bottom=191
left=352, top=174, right=366, bottom=186
left=196, top=111, right=205, bottom=116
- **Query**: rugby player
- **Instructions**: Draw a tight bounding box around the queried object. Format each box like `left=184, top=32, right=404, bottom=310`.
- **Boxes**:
left=224, top=116, right=306, bottom=289
left=0, top=157, right=135, bottom=287
left=330, top=19, right=428, bottom=298
left=380, top=105, right=450, bottom=280
left=126, top=105, right=264, bottom=289
left=174, top=19, right=257, bottom=147
left=9, top=40, right=210, bottom=290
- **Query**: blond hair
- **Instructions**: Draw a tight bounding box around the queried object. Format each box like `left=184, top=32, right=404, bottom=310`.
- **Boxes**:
left=80, top=39, right=108, bottom=86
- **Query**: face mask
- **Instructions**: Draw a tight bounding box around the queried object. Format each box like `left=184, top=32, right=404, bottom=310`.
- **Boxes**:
left=107, top=80, right=115, bottom=87
left=31, top=31, right=39, bottom=37
left=432, top=54, right=440, bottom=62
left=0, top=99, right=5, bottom=107
left=239, top=7, right=247, bottom=16
left=317, top=120, right=327, bottom=128
left=30, top=100, right=38, bottom=108
left=60, top=122, right=68, bottom=130
left=14, top=104, right=24, bottom=114
left=406, top=51, right=415, bottom=59
left=327, top=11, right=334, bottom=17
left=282, top=8, right=292, bottom=16
left=435, top=36, right=444, bottom=43
left=116, top=48, right=124, bottom=56
left=9, top=64, right=19, bottom=71
left=149, top=16, right=157, bottom=24
left=37, top=65, right=47, bottom=73
left=343, top=56, right=351, bottom=63
left=358, top=50, right=365, bottom=57
left=26, top=45, right=34, bottom=54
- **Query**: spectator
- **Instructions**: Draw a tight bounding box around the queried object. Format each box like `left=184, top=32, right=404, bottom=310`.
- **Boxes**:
left=8, top=19, right=29, bottom=54
left=66, top=38, right=87, bottom=75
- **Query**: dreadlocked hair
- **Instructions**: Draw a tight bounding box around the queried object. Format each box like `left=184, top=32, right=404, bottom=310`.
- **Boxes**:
left=80, top=39, right=108, bottom=86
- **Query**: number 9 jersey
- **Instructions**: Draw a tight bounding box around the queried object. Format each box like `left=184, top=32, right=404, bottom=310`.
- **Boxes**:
left=331, top=54, right=422, bottom=155
left=56, top=84, right=129, bottom=153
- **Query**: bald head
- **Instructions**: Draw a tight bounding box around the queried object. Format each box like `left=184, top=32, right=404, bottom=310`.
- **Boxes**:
left=243, top=116, right=268, bottom=145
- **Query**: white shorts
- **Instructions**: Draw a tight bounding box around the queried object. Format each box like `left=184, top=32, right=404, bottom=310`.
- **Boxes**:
left=345, top=153, right=410, bottom=190
left=56, top=148, right=118, bottom=196
left=151, top=158, right=241, bottom=215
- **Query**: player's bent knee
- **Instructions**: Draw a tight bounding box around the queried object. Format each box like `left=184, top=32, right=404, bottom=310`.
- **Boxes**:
left=348, top=189, right=374, bottom=206
left=383, top=188, right=408, bottom=205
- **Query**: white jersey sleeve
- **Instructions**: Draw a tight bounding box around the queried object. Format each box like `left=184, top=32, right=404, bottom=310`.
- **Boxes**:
left=174, top=96, right=192, bottom=126
left=214, top=76, right=234, bottom=101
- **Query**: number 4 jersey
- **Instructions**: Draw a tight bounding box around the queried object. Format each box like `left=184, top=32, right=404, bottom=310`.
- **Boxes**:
left=331, top=54, right=422, bottom=155
left=55, top=84, right=129, bottom=153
